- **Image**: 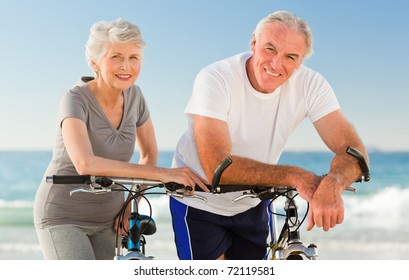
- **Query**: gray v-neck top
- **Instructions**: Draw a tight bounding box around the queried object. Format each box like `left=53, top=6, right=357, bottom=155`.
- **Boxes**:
left=34, top=77, right=150, bottom=228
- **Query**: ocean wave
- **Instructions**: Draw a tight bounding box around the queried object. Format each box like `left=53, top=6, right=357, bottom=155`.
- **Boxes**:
left=0, top=199, right=33, bottom=208
left=139, top=186, right=409, bottom=222
left=345, top=185, right=409, bottom=218
left=2, top=186, right=408, bottom=224
left=0, top=242, right=41, bottom=253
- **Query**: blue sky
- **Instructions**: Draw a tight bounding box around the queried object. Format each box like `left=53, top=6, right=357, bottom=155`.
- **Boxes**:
left=0, top=0, right=408, bottom=151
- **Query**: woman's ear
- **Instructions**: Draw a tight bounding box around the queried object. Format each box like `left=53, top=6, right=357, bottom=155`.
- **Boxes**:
left=91, top=60, right=99, bottom=73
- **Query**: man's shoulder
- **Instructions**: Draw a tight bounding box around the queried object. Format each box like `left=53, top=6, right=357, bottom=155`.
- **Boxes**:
left=289, top=64, right=324, bottom=82
left=204, top=52, right=249, bottom=69
left=199, top=52, right=250, bottom=80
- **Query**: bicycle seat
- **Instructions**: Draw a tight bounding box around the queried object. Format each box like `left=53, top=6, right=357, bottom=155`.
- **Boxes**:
left=140, top=215, right=156, bottom=235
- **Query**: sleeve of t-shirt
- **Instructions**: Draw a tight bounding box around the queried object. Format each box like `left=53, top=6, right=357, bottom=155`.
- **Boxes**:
left=135, top=88, right=150, bottom=127
left=184, top=66, right=230, bottom=122
left=304, top=70, right=340, bottom=123
left=57, top=89, right=88, bottom=128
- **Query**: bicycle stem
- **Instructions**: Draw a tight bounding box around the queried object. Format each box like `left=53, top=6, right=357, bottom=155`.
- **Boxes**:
left=127, top=185, right=141, bottom=252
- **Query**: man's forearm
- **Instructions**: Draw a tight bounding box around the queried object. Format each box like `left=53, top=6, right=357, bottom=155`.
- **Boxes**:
left=327, top=144, right=369, bottom=192
left=212, top=154, right=314, bottom=188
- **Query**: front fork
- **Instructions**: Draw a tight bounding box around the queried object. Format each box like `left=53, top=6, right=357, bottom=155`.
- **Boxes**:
left=270, top=190, right=318, bottom=260
left=114, top=189, right=154, bottom=260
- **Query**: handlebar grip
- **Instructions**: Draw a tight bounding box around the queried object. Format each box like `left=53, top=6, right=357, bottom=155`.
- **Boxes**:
left=211, top=157, right=233, bottom=192
left=346, top=146, right=370, bottom=182
left=164, top=182, right=186, bottom=192
left=46, top=175, right=93, bottom=184
left=164, top=182, right=211, bottom=192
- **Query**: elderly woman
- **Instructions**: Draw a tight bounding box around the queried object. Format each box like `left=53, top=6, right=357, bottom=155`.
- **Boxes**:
left=34, top=19, right=206, bottom=260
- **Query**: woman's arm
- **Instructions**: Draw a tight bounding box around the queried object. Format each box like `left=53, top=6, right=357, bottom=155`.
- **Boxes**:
left=61, top=117, right=206, bottom=188
left=135, top=117, right=158, bottom=166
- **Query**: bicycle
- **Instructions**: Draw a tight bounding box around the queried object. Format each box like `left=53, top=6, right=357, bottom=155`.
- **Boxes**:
left=46, top=175, right=202, bottom=260
left=46, top=146, right=369, bottom=260
left=199, top=146, right=369, bottom=260
left=202, top=157, right=319, bottom=260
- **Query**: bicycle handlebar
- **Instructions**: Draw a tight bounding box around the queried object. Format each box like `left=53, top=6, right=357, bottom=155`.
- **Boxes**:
left=46, top=175, right=278, bottom=194
left=46, top=175, right=164, bottom=187
left=46, top=175, right=94, bottom=185
left=47, top=147, right=368, bottom=199
left=46, top=174, right=294, bottom=204
left=46, top=175, right=189, bottom=193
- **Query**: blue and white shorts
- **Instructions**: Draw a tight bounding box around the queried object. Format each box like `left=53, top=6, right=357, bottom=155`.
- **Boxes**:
left=169, top=197, right=269, bottom=260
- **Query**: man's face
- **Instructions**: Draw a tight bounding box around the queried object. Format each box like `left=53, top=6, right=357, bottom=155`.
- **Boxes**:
left=248, top=21, right=306, bottom=93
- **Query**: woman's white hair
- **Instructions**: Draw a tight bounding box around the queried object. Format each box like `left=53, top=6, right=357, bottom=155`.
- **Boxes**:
left=85, top=18, right=146, bottom=67
left=253, top=10, right=313, bottom=58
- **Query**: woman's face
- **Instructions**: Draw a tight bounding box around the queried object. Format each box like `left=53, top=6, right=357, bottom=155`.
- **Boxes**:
left=95, top=42, right=143, bottom=92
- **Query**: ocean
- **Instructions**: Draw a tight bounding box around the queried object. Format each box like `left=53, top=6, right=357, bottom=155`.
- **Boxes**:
left=1, top=150, right=409, bottom=260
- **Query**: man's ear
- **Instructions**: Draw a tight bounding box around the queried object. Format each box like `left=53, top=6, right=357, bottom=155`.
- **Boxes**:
left=250, top=34, right=256, bottom=52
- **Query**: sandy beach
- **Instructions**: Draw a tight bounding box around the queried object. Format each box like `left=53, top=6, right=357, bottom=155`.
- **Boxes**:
left=2, top=210, right=408, bottom=260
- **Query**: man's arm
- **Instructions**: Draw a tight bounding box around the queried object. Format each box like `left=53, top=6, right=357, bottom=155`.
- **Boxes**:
left=307, top=109, right=369, bottom=231
left=193, top=115, right=322, bottom=200
left=314, top=110, right=368, bottom=183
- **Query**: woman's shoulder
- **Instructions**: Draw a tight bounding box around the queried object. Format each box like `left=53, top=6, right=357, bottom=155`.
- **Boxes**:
left=59, top=77, right=93, bottom=106
left=70, top=76, right=93, bottom=92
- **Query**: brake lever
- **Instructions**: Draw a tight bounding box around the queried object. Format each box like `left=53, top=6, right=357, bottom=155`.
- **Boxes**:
left=166, top=189, right=207, bottom=202
left=232, top=192, right=259, bottom=203
left=231, top=188, right=278, bottom=203
left=70, top=186, right=112, bottom=196
left=189, top=194, right=207, bottom=202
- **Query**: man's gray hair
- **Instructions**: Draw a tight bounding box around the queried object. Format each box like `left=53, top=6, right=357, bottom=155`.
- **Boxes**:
left=253, top=10, right=313, bottom=58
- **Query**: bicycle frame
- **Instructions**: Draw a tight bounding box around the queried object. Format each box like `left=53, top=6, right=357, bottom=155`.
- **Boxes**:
left=47, top=176, right=167, bottom=260
left=210, top=146, right=369, bottom=260
left=114, top=184, right=154, bottom=260
left=268, top=189, right=318, bottom=260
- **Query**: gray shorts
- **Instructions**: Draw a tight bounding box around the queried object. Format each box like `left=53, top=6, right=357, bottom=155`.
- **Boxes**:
left=35, top=223, right=117, bottom=260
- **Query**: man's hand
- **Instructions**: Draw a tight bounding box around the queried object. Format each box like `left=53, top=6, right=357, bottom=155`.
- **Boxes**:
left=292, top=170, right=322, bottom=202
left=306, top=174, right=345, bottom=231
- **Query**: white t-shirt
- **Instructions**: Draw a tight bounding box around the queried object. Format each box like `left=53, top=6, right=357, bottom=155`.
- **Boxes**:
left=173, top=52, right=340, bottom=216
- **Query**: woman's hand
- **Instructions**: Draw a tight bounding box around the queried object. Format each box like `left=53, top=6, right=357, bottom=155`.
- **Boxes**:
left=160, top=167, right=209, bottom=193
